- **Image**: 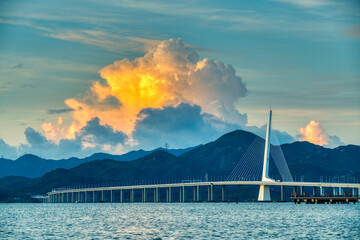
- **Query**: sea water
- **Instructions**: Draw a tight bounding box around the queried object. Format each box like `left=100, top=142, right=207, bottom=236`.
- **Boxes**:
left=0, top=202, right=359, bottom=239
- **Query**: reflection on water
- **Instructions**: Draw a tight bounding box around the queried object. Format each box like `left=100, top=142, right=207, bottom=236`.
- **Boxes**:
left=0, top=203, right=359, bottom=239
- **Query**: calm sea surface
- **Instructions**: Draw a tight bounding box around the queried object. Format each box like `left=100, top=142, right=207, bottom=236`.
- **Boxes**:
left=0, top=202, right=359, bottom=239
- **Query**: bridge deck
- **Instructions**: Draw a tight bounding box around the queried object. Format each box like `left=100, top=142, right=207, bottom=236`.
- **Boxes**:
left=49, top=181, right=360, bottom=194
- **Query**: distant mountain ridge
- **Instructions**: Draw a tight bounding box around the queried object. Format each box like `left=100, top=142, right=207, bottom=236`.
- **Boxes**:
left=0, top=146, right=198, bottom=178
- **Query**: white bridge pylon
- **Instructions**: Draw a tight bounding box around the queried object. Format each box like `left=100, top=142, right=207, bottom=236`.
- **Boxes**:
left=258, top=109, right=275, bottom=201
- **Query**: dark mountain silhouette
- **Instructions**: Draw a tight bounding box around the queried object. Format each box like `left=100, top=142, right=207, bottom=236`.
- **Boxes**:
left=0, top=146, right=196, bottom=178
left=0, top=130, right=359, bottom=202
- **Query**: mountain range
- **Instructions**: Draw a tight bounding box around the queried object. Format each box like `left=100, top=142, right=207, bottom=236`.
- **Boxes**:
left=0, top=130, right=359, bottom=202
left=0, top=146, right=197, bottom=178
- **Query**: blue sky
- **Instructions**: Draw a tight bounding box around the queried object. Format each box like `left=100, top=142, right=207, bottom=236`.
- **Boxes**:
left=0, top=0, right=359, bottom=159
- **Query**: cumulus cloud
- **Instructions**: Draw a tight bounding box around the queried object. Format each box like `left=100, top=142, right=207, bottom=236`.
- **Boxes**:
left=43, top=38, right=247, bottom=143
left=133, top=103, right=240, bottom=149
left=6, top=38, right=297, bottom=158
left=0, top=138, right=19, bottom=159
left=18, top=118, right=128, bottom=159
left=298, top=120, right=343, bottom=148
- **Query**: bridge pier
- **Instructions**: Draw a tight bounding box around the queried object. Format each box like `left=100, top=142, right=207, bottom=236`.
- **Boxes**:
left=142, top=188, right=146, bottom=202
left=165, top=188, right=168, bottom=202
left=222, top=185, right=226, bottom=202
left=153, top=188, right=158, bottom=203
left=182, top=186, right=186, bottom=202
left=168, top=187, right=172, bottom=202
left=339, top=187, right=344, bottom=196
left=207, top=186, right=210, bottom=202
left=207, top=185, right=214, bottom=202
left=258, top=185, right=271, bottom=201
left=281, top=185, right=284, bottom=201
left=179, top=187, right=182, bottom=202
left=197, top=185, right=200, bottom=202
left=130, top=189, right=134, bottom=202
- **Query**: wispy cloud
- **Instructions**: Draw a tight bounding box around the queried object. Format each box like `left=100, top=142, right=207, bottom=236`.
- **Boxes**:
left=272, top=0, right=335, bottom=8
left=47, top=107, right=83, bottom=115
left=11, top=63, right=23, bottom=68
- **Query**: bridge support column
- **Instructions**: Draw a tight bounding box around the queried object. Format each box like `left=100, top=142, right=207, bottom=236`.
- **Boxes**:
left=333, top=187, right=336, bottom=196
left=85, top=191, right=87, bottom=203
left=120, top=189, right=123, bottom=203
left=258, top=185, right=271, bottom=201
left=142, top=188, right=146, bottom=202
left=193, top=186, right=196, bottom=202
left=168, top=187, right=172, bottom=202
left=165, top=188, right=168, bottom=202
left=101, top=190, right=104, bottom=202
left=222, top=185, right=226, bottom=202
left=207, top=185, right=210, bottom=202
left=339, top=187, right=344, bottom=196
left=300, top=186, right=304, bottom=196
left=320, top=186, right=325, bottom=196
left=352, top=188, right=355, bottom=196
left=182, top=186, right=186, bottom=202
left=179, top=187, right=182, bottom=202
left=210, top=185, right=214, bottom=202
left=313, top=186, right=316, bottom=196
left=197, top=185, right=200, bottom=202
left=281, top=185, right=284, bottom=201
left=131, top=189, right=134, bottom=202
left=293, top=186, right=297, bottom=196
left=93, top=191, right=95, bottom=203
left=110, top=190, right=113, bottom=203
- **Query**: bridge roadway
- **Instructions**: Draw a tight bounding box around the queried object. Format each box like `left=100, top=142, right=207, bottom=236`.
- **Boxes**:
left=45, top=181, right=360, bottom=203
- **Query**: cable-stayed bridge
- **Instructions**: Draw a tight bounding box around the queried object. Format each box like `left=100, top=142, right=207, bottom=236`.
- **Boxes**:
left=37, top=110, right=360, bottom=203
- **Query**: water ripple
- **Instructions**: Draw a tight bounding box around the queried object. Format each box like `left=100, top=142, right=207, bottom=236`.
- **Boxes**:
left=0, top=203, right=359, bottom=239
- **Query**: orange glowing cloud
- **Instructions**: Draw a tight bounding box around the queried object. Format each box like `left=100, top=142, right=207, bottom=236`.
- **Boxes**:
left=298, top=120, right=330, bottom=146
left=42, top=38, right=247, bottom=143
left=41, top=117, right=77, bottom=143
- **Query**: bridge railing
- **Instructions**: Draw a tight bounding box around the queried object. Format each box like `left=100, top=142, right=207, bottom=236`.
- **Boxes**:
left=51, top=174, right=360, bottom=192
